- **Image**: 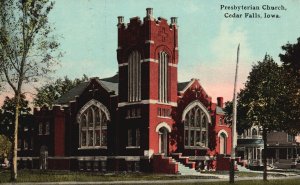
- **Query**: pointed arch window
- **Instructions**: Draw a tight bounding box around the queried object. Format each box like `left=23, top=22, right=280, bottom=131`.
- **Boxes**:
left=184, top=106, right=208, bottom=148
left=78, top=102, right=109, bottom=149
left=159, top=52, right=168, bottom=103
left=252, top=128, right=257, bottom=136
left=128, top=51, right=141, bottom=102
left=219, top=133, right=227, bottom=154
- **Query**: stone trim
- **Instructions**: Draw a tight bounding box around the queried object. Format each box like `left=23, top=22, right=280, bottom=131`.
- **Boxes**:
left=145, top=40, right=155, bottom=44
left=118, top=100, right=177, bottom=107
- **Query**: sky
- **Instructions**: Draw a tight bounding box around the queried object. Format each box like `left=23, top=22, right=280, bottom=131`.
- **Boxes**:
left=1, top=0, right=300, bottom=106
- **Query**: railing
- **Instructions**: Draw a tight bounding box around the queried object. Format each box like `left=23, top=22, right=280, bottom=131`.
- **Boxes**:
left=237, top=135, right=262, bottom=139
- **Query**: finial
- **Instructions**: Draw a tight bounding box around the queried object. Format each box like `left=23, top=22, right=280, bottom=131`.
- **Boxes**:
left=171, top=17, right=177, bottom=25
left=146, top=8, right=153, bottom=18
left=117, top=16, right=124, bottom=24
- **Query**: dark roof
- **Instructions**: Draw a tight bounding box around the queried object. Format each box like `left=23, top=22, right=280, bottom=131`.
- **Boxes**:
left=54, top=73, right=119, bottom=105
left=177, top=81, right=190, bottom=92
left=98, top=80, right=118, bottom=95
left=101, top=73, right=119, bottom=83
left=54, top=81, right=90, bottom=105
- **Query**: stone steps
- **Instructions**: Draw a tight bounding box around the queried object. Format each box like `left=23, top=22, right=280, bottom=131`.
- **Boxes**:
left=177, top=161, right=199, bottom=176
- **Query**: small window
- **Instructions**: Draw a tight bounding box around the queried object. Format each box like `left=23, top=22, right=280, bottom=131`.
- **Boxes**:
left=288, top=134, right=294, bottom=142
left=127, top=128, right=140, bottom=147
left=126, top=108, right=141, bottom=118
left=45, top=122, right=50, bottom=135
left=252, top=128, right=258, bottom=136
left=128, top=129, right=133, bottom=146
left=157, top=108, right=171, bottom=118
left=24, top=140, right=28, bottom=150
left=39, top=123, right=43, bottom=135
left=31, top=137, right=34, bottom=150
left=219, top=117, right=223, bottom=125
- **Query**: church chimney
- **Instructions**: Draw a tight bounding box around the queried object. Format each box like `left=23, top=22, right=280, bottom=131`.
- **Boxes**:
left=146, top=8, right=153, bottom=18
left=217, top=97, right=224, bottom=108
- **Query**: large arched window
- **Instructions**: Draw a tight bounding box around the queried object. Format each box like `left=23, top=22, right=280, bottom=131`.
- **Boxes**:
left=184, top=106, right=208, bottom=148
left=128, top=51, right=141, bottom=102
left=77, top=100, right=110, bottom=149
left=159, top=52, right=168, bottom=103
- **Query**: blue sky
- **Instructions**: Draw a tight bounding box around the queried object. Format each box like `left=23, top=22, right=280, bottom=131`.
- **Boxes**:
left=2, top=0, right=300, bottom=105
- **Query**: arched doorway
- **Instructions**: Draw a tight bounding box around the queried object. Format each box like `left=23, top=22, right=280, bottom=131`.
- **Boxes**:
left=156, top=122, right=171, bottom=155
left=159, top=127, right=168, bottom=155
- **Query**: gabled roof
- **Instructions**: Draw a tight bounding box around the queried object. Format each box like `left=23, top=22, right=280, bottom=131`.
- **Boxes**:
left=98, top=80, right=118, bottom=94
left=54, top=81, right=90, bottom=105
left=101, top=73, right=119, bottom=83
left=177, top=79, right=210, bottom=99
left=177, top=81, right=190, bottom=92
left=54, top=74, right=119, bottom=105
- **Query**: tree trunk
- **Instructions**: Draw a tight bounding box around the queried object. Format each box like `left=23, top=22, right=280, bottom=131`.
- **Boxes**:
left=11, top=93, right=20, bottom=181
left=263, top=127, right=268, bottom=181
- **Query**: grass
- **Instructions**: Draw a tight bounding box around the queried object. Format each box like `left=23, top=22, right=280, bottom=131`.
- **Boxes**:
left=0, top=169, right=213, bottom=183
left=0, top=170, right=299, bottom=184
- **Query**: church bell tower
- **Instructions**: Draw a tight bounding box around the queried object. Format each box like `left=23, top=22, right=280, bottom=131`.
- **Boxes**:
left=117, top=8, right=178, bottom=155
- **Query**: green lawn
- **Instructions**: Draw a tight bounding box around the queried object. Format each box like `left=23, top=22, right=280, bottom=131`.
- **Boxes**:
left=0, top=170, right=213, bottom=183
left=0, top=170, right=299, bottom=185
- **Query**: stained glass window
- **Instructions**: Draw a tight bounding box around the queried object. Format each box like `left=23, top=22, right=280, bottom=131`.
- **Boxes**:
left=79, top=104, right=109, bottom=148
left=184, top=105, right=208, bottom=147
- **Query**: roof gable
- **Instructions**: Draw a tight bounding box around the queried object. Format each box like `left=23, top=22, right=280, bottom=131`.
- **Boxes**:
left=54, top=74, right=119, bottom=105
left=178, top=79, right=210, bottom=99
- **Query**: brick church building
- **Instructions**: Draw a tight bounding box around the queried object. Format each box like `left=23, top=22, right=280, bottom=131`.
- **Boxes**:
left=18, top=8, right=232, bottom=173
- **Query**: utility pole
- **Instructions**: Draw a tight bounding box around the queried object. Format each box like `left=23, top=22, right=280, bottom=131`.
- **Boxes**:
left=230, top=44, right=240, bottom=183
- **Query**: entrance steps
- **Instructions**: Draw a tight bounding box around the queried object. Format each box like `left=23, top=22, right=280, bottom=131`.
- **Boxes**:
left=177, top=161, right=200, bottom=175
left=152, top=153, right=200, bottom=175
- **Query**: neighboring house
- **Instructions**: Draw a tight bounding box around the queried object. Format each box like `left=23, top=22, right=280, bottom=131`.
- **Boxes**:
left=237, top=125, right=264, bottom=168
left=237, top=125, right=300, bottom=169
left=17, top=8, right=232, bottom=173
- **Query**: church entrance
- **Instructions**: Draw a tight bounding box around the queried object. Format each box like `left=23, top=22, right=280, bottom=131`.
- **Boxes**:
left=159, top=127, right=168, bottom=155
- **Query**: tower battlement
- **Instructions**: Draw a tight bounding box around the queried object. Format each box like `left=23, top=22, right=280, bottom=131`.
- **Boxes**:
left=117, top=8, right=178, bottom=30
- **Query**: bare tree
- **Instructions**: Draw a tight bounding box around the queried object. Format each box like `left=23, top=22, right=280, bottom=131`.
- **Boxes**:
left=0, top=0, right=61, bottom=181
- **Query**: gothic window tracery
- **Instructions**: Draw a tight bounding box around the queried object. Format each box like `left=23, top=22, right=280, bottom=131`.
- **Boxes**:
left=79, top=104, right=108, bottom=148
left=184, top=106, right=208, bottom=147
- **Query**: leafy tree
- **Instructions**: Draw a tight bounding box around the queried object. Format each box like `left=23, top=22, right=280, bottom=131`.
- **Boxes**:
left=0, top=134, right=11, bottom=159
left=279, top=37, right=300, bottom=75
left=233, top=54, right=300, bottom=181
left=0, top=95, right=31, bottom=142
left=0, top=0, right=60, bottom=180
left=279, top=37, right=300, bottom=132
left=33, top=74, right=89, bottom=107
left=224, top=98, right=251, bottom=135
